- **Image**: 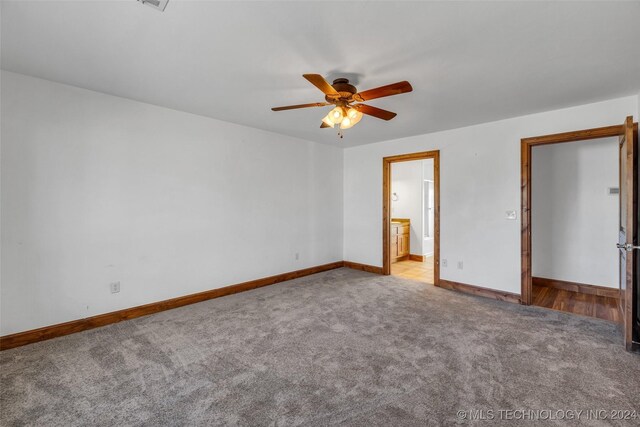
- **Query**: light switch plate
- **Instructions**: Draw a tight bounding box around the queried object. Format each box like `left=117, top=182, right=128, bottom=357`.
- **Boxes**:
left=505, top=210, right=517, bottom=220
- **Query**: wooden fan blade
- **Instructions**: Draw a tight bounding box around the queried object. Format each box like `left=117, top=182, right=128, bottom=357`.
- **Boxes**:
left=353, top=104, right=397, bottom=121
left=303, top=74, right=339, bottom=96
left=272, top=102, right=330, bottom=111
left=320, top=122, right=332, bottom=128
left=353, top=81, right=412, bottom=102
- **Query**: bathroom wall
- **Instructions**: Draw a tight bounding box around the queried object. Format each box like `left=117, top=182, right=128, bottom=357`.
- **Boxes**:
left=391, top=161, right=423, bottom=255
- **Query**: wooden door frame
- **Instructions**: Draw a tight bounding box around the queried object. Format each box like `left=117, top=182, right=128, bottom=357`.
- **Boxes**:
left=620, top=117, right=639, bottom=351
left=521, top=121, right=638, bottom=306
left=383, top=150, right=440, bottom=285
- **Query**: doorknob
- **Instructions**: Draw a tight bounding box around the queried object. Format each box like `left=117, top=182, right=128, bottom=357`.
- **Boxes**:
left=617, top=243, right=640, bottom=251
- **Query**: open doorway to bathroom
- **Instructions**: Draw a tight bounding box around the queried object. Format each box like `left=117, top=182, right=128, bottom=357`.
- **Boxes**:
left=383, top=151, right=440, bottom=285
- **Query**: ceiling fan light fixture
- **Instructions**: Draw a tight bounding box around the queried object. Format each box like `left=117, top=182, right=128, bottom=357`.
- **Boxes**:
left=322, top=114, right=335, bottom=128
left=348, top=109, right=363, bottom=126
left=328, top=107, right=344, bottom=125
left=271, top=75, right=412, bottom=135
left=340, top=117, right=353, bottom=129
left=340, top=108, right=363, bottom=129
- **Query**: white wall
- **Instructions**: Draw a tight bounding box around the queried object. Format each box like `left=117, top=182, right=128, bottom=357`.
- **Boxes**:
left=531, top=137, right=618, bottom=287
left=343, top=96, right=638, bottom=294
left=0, top=71, right=344, bottom=335
left=391, top=161, right=423, bottom=255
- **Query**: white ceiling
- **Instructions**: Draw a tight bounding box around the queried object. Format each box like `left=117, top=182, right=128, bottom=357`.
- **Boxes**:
left=2, top=0, right=640, bottom=147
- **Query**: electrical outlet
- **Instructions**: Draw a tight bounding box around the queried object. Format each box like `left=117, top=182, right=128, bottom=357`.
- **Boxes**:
left=442, top=259, right=447, bottom=268
left=295, top=252, right=299, bottom=260
left=505, top=210, right=517, bottom=220
left=110, top=281, right=120, bottom=294
left=457, top=261, right=463, bottom=270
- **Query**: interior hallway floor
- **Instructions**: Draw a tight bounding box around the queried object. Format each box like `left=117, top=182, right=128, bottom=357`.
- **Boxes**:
left=2, top=268, right=638, bottom=426
left=393, top=258, right=620, bottom=324
left=391, top=257, right=434, bottom=284
left=532, top=283, right=621, bottom=323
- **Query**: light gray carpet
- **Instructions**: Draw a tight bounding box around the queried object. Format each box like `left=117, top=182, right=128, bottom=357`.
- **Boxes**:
left=1, top=268, right=639, bottom=426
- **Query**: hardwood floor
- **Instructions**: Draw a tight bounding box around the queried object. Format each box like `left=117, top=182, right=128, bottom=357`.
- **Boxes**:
left=391, top=257, right=434, bottom=284
left=393, top=259, right=619, bottom=322
left=532, top=284, right=620, bottom=323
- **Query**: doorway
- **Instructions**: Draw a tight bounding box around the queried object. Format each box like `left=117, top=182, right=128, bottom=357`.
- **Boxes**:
left=521, top=118, right=638, bottom=351
left=383, top=151, right=440, bottom=285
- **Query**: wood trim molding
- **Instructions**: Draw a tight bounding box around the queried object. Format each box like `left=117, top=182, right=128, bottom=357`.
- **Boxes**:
left=437, top=280, right=522, bottom=304
left=533, top=277, right=620, bottom=299
left=383, top=150, right=440, bottom=287
left=521, top=122, right=637, bottom=306
left=521, top=138, right=533, bottom=305
left=0, top=261, right=344, bottom=351
left=620, top=118, right=638, bottom=351
left=409, top=254, right=425, bottom=262
left=383, top=158, right=391, bottom=274
left=521, top=124, right=636, bottom=146
left=343, top=261, right=384, bottom=275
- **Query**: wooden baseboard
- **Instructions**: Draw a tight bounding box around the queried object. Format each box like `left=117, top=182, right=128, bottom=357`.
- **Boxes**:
left=532, top=277, right=620, bottom=299
left=409, top=254, right=425, bottom=262
left=343, top=261, right=384, bottom=275
left=0, top=261, right=344, bottom=351
left=437, top=279, right=522, bottom=304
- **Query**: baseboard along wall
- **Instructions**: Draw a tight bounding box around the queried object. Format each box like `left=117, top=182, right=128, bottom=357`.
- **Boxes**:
left=1, top=260, right=527, bottom=350
left=532, top=277, right=620, bottom=299
left=437, top=280, right=522, bottom=304
left=1, top=261, right=345, bottom=351
left=343, top=261, right=385, bottom=275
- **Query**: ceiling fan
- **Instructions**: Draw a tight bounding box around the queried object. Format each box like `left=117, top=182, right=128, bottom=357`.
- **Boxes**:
left=271, top=74, right=413, bottom=134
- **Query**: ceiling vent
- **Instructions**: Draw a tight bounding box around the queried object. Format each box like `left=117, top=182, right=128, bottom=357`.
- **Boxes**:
left=137, top=0, right=169, bottom=12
